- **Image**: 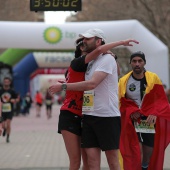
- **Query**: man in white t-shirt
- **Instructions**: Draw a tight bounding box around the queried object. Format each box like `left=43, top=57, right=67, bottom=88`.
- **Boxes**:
left=49, top=28, right=138, bottom=170
left=84, top=52, right=120, bottom=117
left=81, top=42, right=121, bottom=170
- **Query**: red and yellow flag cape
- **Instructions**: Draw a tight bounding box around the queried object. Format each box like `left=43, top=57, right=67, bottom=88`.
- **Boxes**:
left=119, top=71, right=170, bottom=170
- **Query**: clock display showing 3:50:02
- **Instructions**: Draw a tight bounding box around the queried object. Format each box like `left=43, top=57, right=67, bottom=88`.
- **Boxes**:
left=30, top=0, right=82, bottom=11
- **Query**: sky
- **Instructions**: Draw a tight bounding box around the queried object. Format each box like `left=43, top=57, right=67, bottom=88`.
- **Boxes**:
left=44, top=11, right=71, bottom=24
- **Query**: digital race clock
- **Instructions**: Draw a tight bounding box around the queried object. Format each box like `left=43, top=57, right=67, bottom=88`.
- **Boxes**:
left=30, top=0, right=82, bottom=11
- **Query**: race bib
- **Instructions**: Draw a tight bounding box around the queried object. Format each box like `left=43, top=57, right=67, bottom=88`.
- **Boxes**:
left=82, top=90, right=94, bottom=111
left=46, top=100, right=52, bottom=105
left=134, top=120, right=155, bottom=133
left=2, top=103, right=12, bottom=112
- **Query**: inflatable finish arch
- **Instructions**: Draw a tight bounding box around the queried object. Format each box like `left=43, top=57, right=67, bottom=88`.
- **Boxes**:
left=0, top=20, right=169, bottom=95
left=13, top=52, right=74, bottom=97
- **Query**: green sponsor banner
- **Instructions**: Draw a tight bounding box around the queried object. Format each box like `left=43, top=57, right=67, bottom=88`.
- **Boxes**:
left=0, top=48, right=74, bottom=66
left=0, top=49, right=31, bottom=66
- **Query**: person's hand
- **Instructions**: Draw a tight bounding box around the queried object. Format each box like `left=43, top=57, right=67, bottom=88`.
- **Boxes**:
left=58, top=80, right=66, bottom=83
left=103, top=51, right=118, bottom=60
left=123, top=39, right=139, bottom=46
left=131, top=112, right=141, bottom=121
left=146, top=115, right=157, bottom=125
left=10, top=99, right=16, bottom=103
left=48, top=83, right=62, bottom=96
left=103, top=50, right=114, bottom=56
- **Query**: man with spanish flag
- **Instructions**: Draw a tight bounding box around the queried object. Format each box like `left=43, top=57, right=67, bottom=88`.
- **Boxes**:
left=119, top=51, right=170, bottom=170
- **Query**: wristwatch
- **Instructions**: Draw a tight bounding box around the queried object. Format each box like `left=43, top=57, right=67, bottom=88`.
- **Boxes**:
left=0, top=117, right=3, bottom=123
left=61, top=83, right=67, bottom=91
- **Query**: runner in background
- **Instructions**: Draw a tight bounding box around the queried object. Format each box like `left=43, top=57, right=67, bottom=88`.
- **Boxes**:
left=45, top=89, right=54, bottom=119
left=34, top=90, right=43, bottom=117
left=0, top=77, right=18, bottom=143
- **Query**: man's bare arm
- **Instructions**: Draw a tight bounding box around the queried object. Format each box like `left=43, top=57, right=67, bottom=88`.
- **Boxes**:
left=85, top=39, right=139, bottom=64
left=48, top=71, right=108, bottom=95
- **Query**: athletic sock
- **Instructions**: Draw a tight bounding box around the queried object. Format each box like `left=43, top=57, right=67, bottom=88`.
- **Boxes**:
left=142, top=166, right=148, bottom=170
left=6, top=134, right=10, bottom=143
left=142, top=162, right=148, bottom=170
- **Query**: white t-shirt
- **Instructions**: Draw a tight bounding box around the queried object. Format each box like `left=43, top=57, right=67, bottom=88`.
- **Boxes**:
left=83, top=54, right=120, bottom=117
left=126, top=75, right=142, bottom=107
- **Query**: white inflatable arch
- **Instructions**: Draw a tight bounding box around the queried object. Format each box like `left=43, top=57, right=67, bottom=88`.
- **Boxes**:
left=0, top=20, right=169, bottom=87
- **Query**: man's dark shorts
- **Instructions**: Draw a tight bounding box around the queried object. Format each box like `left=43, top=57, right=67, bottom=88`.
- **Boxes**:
left=2, top=112, right=13, bottom=121
left=81, top=115, right=121, bottom=151
left=36, top=102, right=42, bottom=107
left=137, top=132, right=155, bottom=147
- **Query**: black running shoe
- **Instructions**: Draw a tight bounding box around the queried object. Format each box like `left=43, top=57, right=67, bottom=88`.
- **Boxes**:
left=2, top=129, right=6, bottom=137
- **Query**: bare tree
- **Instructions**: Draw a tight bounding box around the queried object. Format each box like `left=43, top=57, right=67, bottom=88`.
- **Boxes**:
left=67, top=0, right=170, bottom=76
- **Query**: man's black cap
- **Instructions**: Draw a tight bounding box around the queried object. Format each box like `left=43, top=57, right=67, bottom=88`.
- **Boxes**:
left=130, top=51, right=146, bottom=63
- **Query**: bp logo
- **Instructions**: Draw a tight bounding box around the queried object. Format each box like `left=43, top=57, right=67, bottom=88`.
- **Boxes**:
left=43, top=27, right=62, bottom=44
